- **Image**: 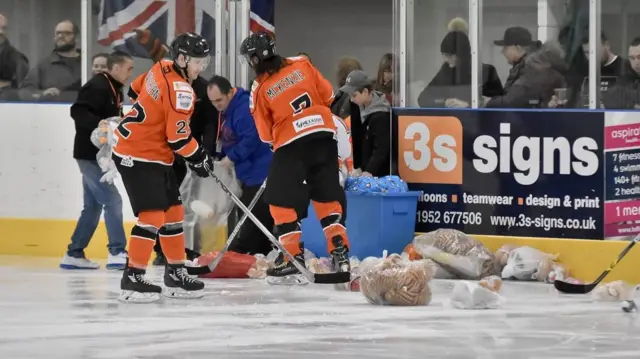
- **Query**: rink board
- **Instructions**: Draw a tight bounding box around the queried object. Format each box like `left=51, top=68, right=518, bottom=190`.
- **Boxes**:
left=0, top=217, right=639, bottom=284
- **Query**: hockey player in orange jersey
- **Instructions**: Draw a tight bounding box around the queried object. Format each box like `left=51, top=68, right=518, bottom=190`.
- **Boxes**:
left=239, top=32, right=351, bottom=284
left=113, top=32, right=214, bottom=302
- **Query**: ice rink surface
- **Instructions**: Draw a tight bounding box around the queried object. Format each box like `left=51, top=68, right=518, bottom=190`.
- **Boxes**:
left=0, top=255, right=639, bottom=359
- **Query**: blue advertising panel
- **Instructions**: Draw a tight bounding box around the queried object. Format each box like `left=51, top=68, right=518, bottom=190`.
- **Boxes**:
left=391, top=109, right=605, bottom=239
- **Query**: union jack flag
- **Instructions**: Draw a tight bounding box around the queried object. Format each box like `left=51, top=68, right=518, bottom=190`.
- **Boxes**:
left=97, top=0, right=275, bottom=58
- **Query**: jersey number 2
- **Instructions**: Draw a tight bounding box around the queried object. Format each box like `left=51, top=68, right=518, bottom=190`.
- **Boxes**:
left=118, top=102, right=146, bottom=138
left=290, top=92, right=312, bottom=115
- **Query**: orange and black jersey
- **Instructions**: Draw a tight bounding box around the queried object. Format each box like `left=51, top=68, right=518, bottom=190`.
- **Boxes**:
left=113, top=60, right=201, bottom=165
left=249, top=56, right=336, bottom=150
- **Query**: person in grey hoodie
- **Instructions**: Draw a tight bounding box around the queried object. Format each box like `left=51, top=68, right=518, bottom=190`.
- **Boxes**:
left=339, top=70, right=391, bottom=177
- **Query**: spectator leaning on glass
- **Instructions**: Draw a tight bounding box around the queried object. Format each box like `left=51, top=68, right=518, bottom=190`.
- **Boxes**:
left=0, top=13, right=28, bottom=101
left=19, top=20, right=81, bottom=103
left=61, top=51, right=134, bottom=270
left=207, top=75, right=274, bottom=256
left=340, top=69, right=391, bottom=177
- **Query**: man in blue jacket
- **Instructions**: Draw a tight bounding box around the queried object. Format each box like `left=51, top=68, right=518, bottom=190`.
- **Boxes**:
left=207, top=75, right=274, bottom=255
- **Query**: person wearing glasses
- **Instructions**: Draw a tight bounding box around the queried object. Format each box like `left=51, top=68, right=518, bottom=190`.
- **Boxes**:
left=19, top=20, right=81, bottom=102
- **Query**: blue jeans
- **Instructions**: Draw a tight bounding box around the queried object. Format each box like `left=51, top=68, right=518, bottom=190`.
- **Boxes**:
left=67, top=160, right=127, bottom=257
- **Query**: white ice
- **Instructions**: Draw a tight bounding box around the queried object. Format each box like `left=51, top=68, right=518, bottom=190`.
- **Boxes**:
left=0, top=255, right=639, bottom=359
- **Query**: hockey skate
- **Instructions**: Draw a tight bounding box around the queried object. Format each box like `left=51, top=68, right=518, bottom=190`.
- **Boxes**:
left=118, top=266, right=162, bottom=303
left=266, top=242, right=309, bottom=286
left=330, top=236, right=358, bottom=291
left=163, top=263, right=205, bottom=299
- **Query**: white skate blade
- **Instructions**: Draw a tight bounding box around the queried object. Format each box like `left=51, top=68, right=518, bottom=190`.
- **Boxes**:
left=266, top=274, right=309, bottom=286
left=118, top=290, right=161, bottom=303
left=162, top=286, right=205, bottom=299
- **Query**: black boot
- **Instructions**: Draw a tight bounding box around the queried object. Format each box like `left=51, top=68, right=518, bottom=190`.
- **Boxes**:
left=119, top=266, right=162, bottom=303
left=163, top=263, right=205, bottom=299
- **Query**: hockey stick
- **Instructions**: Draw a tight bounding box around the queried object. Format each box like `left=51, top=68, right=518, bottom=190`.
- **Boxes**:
left=554, top=234, right=640, bottom=294
left=206, top=168, right=351, bottom=284
left=205, top=180, right=267, bottom=274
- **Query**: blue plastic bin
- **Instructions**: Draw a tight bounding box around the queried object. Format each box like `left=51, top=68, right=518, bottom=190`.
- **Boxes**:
left=300, top=191, right=421, bottom=259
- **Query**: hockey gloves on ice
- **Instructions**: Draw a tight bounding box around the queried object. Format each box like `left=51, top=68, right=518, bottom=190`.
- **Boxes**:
left=187, top=148, right=214, bottom=178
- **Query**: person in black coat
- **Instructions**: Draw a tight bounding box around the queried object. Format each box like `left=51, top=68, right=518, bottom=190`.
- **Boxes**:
left=62, top=51, right=134, bottom=271
left=418, top=30, right=503, bottom=108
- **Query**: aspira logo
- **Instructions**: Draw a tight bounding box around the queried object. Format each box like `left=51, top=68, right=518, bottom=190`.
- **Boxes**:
left=398, top=116, right=599, bottom=186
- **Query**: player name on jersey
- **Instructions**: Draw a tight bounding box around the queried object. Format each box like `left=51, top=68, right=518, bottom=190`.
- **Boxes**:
left=266, top=69, right=305, bottom=100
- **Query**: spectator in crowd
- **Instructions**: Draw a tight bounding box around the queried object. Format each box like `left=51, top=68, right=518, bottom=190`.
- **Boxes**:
left=484, top=26, right=545, bottom=108
left=19, top=20, right=82, bottom=103
left=61, top=51, right=134, bottom=270
left=417, top=24, right=503, bottom=108
left=491, top=40, right=567, bottom=109
left=582, top=32, right=625, bottom=78
left=91, top=53, right=109, bottom=75
left=340, top=69, right=391, bottom=177
left=375, top=53, right=394, bottom=104
left=207, top=75, right=273, bottom=256
left=603, top=38, right=640, bottom=109
left=0, top=13, right=28, bottom=101
left=331, top=56, right=364, bottom=169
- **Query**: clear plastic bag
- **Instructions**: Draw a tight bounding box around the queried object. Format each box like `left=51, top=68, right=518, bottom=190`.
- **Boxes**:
left=180, top=164, right=242, bottom=227
left=450, top=280, right=505, bottom=309
left=501, top=246, right=558, bottom=281
left=592, top=280, right=638, bottom=301
left=359, top=253, right=433, bottom=306
left=413, top=229, right=500, bottom=280
left=91, top=116, right=121, bottom=184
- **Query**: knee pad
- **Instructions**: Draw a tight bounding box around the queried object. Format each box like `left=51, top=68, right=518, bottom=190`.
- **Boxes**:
left=134, top=210, right=165, bottom=241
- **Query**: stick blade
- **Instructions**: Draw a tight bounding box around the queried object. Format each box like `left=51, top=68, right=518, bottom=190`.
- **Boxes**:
left=554, top=279, right=597, bottom=294
left=313, top=271, right=351, bottom=284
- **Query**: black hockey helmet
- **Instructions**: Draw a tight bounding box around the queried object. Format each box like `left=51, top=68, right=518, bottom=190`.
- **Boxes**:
left=239, top=32, right=275, bottom=66
left=170, top=32, right=210, bottom=59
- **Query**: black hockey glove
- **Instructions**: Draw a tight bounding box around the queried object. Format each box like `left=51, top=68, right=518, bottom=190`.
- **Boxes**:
left=186, top=147, right=214, bottom=178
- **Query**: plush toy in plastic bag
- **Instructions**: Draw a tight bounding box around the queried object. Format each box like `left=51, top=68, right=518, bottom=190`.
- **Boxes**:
left=501, top=246, right=558, bottom=281
left=180, top=165, right=242, bottom=227
left=90, top=116, right=121, bottom=184
left=592, top=280, right=638, bottom=302
left=345, top=175, right=408, bottom=193
left=359, top=253, right=433, bottom=306
left=413, top=229, right=500, bottom=280
left=450, top=276, right=505, bottom=310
